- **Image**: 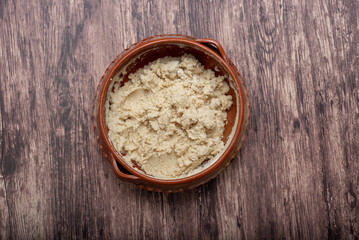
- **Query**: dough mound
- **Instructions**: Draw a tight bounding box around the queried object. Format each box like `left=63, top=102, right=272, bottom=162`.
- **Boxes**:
left=106, top=54, right=232, bottom=179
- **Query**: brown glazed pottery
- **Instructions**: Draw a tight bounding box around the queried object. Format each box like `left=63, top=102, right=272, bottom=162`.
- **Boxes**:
left=93, top=34, right=250, bottom=192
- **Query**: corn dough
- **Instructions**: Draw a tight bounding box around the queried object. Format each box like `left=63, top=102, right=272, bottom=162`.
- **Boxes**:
left=106, top=54, right=232, bottom=179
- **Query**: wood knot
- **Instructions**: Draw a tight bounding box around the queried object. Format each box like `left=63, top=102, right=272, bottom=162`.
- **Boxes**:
left=347, top=187, right=357, bottom=209
left=293, top=119, right=300, bottom=130
left=354, top=89, right=359, bottom=103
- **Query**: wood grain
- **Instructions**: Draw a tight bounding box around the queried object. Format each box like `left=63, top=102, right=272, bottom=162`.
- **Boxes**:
left=0, top=0, right=358, bottom=239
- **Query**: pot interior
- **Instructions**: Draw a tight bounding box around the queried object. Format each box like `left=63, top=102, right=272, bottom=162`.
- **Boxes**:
left=103, top=41, right=240, bottom=178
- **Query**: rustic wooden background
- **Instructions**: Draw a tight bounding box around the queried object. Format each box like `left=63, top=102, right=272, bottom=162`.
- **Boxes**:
left=1, top=0, right=358, bottom=239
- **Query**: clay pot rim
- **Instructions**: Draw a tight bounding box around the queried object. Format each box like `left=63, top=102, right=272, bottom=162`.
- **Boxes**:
left=98, top=35, right=245, bottom=185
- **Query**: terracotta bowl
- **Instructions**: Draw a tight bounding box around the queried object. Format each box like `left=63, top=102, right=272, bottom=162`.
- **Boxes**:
left=93, top=34, right=250, bottom=192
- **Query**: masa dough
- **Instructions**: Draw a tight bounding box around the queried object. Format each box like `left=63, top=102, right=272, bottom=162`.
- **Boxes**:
left=106, top=54, right=233, bottom=179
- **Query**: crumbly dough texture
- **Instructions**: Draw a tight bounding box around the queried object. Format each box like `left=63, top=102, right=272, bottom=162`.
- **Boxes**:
left=106, top=54, right=233, bottom=179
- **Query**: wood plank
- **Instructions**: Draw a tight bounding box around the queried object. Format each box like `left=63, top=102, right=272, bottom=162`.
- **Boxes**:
left=0, top=0, right=358, bottom=239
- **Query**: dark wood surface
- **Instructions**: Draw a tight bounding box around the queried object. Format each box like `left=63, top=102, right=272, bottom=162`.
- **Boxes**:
left=1, top=0, right=358, bottom=239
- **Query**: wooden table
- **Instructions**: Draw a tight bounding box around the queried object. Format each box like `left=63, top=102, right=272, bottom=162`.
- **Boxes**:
left=1, top=0, right=358, bottom=239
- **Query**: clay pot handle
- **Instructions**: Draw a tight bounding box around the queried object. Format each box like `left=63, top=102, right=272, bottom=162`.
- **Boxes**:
left=110, top=154, right=141, bottom=182
left=195, top=38, right=228, bottom=62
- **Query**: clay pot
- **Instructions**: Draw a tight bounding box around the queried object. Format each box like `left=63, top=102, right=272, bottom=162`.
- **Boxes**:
left=93, top=34, right=250, bottom=192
